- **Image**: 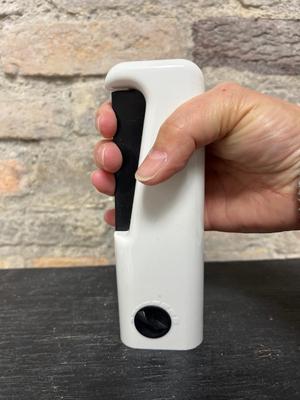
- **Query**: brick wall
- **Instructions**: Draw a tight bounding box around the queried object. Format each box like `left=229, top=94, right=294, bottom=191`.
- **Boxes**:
left=0, top=0, right=299, bottom=268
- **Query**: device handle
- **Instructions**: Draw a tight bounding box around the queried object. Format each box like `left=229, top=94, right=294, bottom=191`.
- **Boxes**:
left=105, top=60, right=205, bottom=350
left=111, top=90, right=146, bottom=231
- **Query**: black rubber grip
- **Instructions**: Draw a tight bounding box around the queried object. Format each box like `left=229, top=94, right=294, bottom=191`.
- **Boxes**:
left=111, top=90, right=146, bottom=231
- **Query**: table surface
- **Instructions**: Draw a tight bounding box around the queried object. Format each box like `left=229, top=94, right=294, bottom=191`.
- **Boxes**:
left=0, top=259, right=299, bottom=400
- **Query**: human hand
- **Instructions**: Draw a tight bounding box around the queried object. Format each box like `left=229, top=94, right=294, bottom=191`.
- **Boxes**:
left=92, top=83, right=300, bottom=232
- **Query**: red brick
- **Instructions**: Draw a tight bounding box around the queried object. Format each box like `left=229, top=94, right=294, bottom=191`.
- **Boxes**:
left=0, top=160, right=24, bottom=194
left=1, top=19, right=188, bottom=77
left=32, top=257, right=109, bottom=268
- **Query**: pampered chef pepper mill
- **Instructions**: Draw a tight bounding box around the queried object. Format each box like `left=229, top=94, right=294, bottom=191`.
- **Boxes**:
left=105, top=59, right=205, bottom=350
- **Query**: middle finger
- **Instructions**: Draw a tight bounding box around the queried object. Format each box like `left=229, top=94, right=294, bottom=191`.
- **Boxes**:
left=94, top=140, right=123, bottom=172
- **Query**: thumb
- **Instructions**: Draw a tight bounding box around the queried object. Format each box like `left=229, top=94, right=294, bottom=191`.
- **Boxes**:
left=135, top=82, right=250, bottom=185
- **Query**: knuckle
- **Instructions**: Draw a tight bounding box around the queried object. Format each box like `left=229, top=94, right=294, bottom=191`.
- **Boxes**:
left=93, top=141, right=103, bottom=164
left=214, top=81, right=241, bottom=94
left=93, top=148, right=99, bottom=166
left=159, top=116, right=186, bottom=138
left=95, top=101, right=109, bottom=118
left=172, top=155, right=189, bottom=172
left=95, top=107, right=103, bottom=119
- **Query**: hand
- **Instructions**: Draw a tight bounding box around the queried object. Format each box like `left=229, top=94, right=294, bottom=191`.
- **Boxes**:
left=92, top=83, right=300, bottom=232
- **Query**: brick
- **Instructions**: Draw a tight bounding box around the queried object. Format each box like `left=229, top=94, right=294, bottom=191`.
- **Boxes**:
left=204, top=231, right=300, bottom=261
left=204, top=232, right=274, bottom=261
left=0, top=137, right=110, bottom=217
left=1, top=18, right=188, bottom=77
left=0, top=0, right=23, bottom=16
left=0, top=142, right=40, bottom=203
left=50, top=0, right=236, bottom=15
left=237, top=0, right=279, bottom=7
left=0, top=160, right=24, bottom=194
left=203, top=66, right=300, bottom=103
left=0, top=256, right=24, bottom=269
left=268, top=231, right=300, bottom=258
left=0, top=208, right=111, bottom=247
left=0, top=215, right=23, bottom=245
left=193, top=18, right=300, bottom=75
left=23, top=210, right=110, bottom=247
left=71, top=80, right=106, bottom=136
left=0, top=96, right=71, bottom=140
left=50, top=0, right=144, bottom=13
left=0, top=244, right=115, bottom=268
left=31, top=137, right=107, bottom=210
left=32, top=256, right=109, bottom=268
left=236, top=0, right=300, bottom=13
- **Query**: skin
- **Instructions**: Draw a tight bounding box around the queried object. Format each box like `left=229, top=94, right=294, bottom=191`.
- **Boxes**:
left=92, top=82, right=300, bottom=232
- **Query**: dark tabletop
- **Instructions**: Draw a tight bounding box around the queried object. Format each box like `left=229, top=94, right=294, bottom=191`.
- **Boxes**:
left=0, top=259, right=299, bottom=400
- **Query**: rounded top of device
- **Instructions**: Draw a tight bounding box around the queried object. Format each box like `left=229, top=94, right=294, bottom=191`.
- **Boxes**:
left=105, top=59, right=203, bottom=91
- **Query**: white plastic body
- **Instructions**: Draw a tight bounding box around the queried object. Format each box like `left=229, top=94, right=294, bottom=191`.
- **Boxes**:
left=105, top=59, right=205, bottom=350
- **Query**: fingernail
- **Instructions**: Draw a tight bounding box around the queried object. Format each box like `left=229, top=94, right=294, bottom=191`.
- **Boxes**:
left=135, top=150, right=168, bottom=182
left=96, top=115, right=102, bottom=133
left=100, top=145, right=106, bottom=167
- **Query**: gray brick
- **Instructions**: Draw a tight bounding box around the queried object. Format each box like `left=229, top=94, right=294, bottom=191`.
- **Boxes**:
left=32, top=137, right=107, bottom=211
left=202, top=66, right=300, bottom=103
left=204, top=231, right=300, bottom=261
left=236, top=0, right=300, bottom=15
left=237, top=0, right=279, bottom=7
left=204, top=232, right=274, bottom=261
left=0, top=215, right=23, bottom=245
left=193, top=17, right=300, bottom=75
left=0, top=209, right=110, bottom=248
left=0, top=0, right=23, bottom=16
left=49, top=0, right=226, bottom=14
left=50, top=0, right=145, bottom=13
left=0, top=95, right=71, bottom=140
left=71, top=80, right=106, bottom=136
left=23, top=209, right=110, bottom=247
left=0, top=137, right=109, bottom=212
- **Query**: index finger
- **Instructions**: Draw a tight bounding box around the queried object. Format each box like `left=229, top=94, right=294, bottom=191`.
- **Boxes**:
left=95, top=101, right=117, bottom=139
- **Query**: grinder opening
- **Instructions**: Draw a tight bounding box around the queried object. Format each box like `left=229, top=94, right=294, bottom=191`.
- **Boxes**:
left=134, top=306, right=171, bottom=339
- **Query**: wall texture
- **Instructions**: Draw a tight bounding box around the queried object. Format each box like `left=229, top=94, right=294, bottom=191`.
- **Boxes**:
left=0, top=0, right=299, bottom=268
